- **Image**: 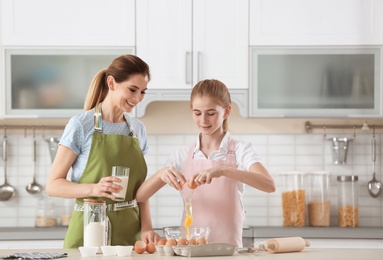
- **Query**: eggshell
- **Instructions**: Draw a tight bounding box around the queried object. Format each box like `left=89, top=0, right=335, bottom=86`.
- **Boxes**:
left=177, top=237, right=188, bottom=245
left=188, top=238, right=197, bottom=245
left=165, top=238, right=177, bottom=246
left=188, top=179, right=198, bottom=189
left=146, top=241, right=156, bottom=254
left=157, top=238, right=167, bottom=246
left=134, top=240, right=147, bottom=254
left=197, top=237, right=207, bottom=245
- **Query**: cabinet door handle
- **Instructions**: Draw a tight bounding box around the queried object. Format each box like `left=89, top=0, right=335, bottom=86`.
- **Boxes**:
left=197, top=52, right=202, bottom=82
left=185, top=52, right=192, bottom=84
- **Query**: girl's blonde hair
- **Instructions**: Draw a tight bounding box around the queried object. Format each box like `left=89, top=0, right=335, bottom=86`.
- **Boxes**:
left=190, top=79, right=231, bottom=131
left=83, top=54, right=150, bottom=110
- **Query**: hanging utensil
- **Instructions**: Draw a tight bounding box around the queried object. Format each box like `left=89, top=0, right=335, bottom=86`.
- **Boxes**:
left=26, top=137, right=43, bottom=194
left=368, top=126, right=382, bottom=198
left=0, top=137, right=16, bottom=201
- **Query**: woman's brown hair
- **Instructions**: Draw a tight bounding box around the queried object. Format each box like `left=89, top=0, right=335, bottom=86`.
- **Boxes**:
left=190, top=79, right=231, bottom=131
left=83, top=54, right=150, bottom=110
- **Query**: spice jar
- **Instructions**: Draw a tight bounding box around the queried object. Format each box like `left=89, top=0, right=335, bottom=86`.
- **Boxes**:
left=337, top=175, right=359, bottom=227
left=35, top=193, right=58, bottom=227
left=307, top=171, right=330, bottom=227
left=280, top=171, right=306, bottom=227
left=83, top=199, right=107, bottom=248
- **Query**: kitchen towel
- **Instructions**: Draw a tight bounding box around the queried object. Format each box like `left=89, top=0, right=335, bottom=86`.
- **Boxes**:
left=1, top=252, right=67, bottom=259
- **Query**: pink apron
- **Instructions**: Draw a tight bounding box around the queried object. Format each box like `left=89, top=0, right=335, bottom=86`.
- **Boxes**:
left=181, top=138, right=244, bottom=247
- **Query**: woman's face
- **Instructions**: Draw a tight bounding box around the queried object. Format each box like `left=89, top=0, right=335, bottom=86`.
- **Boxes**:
left=110, top=74, right=148, bottom=113
left=191, top=95, right=229, bottom=136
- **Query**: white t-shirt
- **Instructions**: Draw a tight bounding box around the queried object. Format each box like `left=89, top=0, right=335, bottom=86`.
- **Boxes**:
left=165, top=131, right=263, bottom=197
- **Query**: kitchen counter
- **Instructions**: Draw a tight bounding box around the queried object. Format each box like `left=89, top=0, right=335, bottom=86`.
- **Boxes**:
left=1, top=226, right=383, bottom=241
left=0, top=248, right=383, bottom=260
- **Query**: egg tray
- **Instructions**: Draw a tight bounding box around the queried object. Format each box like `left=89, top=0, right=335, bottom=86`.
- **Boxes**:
left=172, top=243, right=237, bottom=257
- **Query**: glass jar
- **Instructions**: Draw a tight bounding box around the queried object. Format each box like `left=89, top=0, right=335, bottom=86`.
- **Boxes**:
left=337, top=175, right=359, bottom=227
left=35, top=193, right=58, bottom=227
left=307, top=171, right=330, bottom=227
left=61, top=199, right=74, bottom=226
left=83, top=199, right=107, bottom=248
left=280, top=171, right=306, bottom=227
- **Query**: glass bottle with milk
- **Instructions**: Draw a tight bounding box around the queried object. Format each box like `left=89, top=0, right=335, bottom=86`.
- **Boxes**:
left=83, top=199, right=107, bottom=248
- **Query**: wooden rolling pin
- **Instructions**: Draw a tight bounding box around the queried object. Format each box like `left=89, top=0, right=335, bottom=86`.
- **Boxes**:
left=265, top=237, right=311, bottom=253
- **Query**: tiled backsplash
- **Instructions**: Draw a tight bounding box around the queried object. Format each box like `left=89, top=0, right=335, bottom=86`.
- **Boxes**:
left=0, top=132, right=382, bottom=228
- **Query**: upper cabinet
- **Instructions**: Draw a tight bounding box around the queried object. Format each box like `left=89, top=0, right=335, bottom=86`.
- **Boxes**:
left=250, top=0, right=383, bottom=46
left=136, top=0, right=248, bottom=89
left=136, top=0, right=249, bottom=117
left=1, top=0, right=136, bottom=46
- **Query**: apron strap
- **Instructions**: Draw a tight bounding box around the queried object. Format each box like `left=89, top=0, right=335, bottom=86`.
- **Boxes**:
left=74, top=199, right=138, bottom=212
left=93, top=102, right=136, bottom=137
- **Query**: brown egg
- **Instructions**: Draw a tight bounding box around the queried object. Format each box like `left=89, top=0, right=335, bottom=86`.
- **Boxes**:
left=188, top=238, right=197, bottom=245
left=165, top=238, right=177, bottom=246
left=197, top=237, right=207, bottom=245
left=146, top=241, right=156, bottom=254
left=177, top=237, right=189, bottom=245
left=157, top=238, right=167, bottom=246
left=188, top=179, right=198, bottom=189
left=134, top=240, right=147, bottom=254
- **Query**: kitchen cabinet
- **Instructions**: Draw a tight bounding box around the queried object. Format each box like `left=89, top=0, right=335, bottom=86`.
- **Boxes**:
left=3, top=48, right=132, bottom=118
left=136, top=0, right=248, bottom=117
left=136, top=0, right=248, bottom=90
left=1, top=0, right=135, bottom=46
left=249, top=46, right=382, bottom=117
left=250, top=0, right=383, bottom=46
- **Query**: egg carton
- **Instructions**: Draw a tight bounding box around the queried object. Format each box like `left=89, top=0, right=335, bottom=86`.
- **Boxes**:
left=172, top=243, right=237, bottom=257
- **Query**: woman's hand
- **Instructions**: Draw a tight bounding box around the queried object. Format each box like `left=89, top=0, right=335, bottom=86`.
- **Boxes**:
left=141, top=229, right=160, bottom=244
left=157, top=166, right=186, bottom=191
left=91, top=176, right=123, bottom=200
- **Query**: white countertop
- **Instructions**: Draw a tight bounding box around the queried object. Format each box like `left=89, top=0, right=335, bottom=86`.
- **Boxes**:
left=0, top=248, right=383, bottom=260
left=1, top=226, right=383, bottom=241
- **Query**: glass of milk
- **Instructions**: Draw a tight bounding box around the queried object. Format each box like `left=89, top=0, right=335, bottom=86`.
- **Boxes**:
left=111, top=166, right=130, bottom=201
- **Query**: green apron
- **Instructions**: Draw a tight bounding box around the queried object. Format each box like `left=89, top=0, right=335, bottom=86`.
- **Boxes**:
left=64, top=103, right=147, bottom=248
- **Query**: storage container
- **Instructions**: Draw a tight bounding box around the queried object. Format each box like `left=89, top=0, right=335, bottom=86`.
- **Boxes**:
left=83, top=199, right=107, bottom=248
left=307, top=171, right=330, bottom=227
left=337, top=175, right=359, bottom=227
left=280, top=171, right=306, bottom=227
left=35, top=192, right=57, bottom=227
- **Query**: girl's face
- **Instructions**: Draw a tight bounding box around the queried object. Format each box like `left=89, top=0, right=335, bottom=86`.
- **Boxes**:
left=191, top=95, right=230, bottom=136
left=109, top=74, right=148, bottom=113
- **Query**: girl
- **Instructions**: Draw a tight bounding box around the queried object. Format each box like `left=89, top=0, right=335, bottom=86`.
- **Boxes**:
left=46, top=54, right=159, bottom=248
left=136, top=79, right=275, bottom=247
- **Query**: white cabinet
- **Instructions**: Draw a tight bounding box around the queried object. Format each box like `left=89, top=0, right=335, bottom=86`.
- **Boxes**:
left=250, top=0, right=383, bottom=46
left=137, top=0, right=248, bottom=90
left=1, top=0, right=135, bottom=46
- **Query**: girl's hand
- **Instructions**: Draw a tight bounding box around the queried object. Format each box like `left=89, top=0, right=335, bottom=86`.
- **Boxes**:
left=157, top=166, right=186, bottom=190
left=190, top=166, right=225, bottom=186
left=91, top=176, right=123, bottom=200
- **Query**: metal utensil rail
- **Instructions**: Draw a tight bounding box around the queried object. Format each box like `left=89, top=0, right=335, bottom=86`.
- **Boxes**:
left=305, top=121, right=383, bottom=134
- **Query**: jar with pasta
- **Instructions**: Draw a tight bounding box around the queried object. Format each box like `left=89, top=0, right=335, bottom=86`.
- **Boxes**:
left=337, top=175, right=359, bottom=227
left=307, top=171, right=330, bottom=227
left=280, top=171, right=306, bottom=227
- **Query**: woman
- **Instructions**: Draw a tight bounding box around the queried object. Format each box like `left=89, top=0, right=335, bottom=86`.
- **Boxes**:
left=46, top=54, right=158, bottom=248
left=136, top=79, right=275, bottom=247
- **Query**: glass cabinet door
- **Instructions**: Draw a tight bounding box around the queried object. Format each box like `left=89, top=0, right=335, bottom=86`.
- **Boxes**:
left=249, top=46, right=381, bottom=117
left=5, top=48, right=133, bottom=118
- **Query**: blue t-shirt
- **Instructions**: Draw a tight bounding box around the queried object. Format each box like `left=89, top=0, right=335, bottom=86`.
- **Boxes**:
left=59, top=110, right=148, bottom=182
